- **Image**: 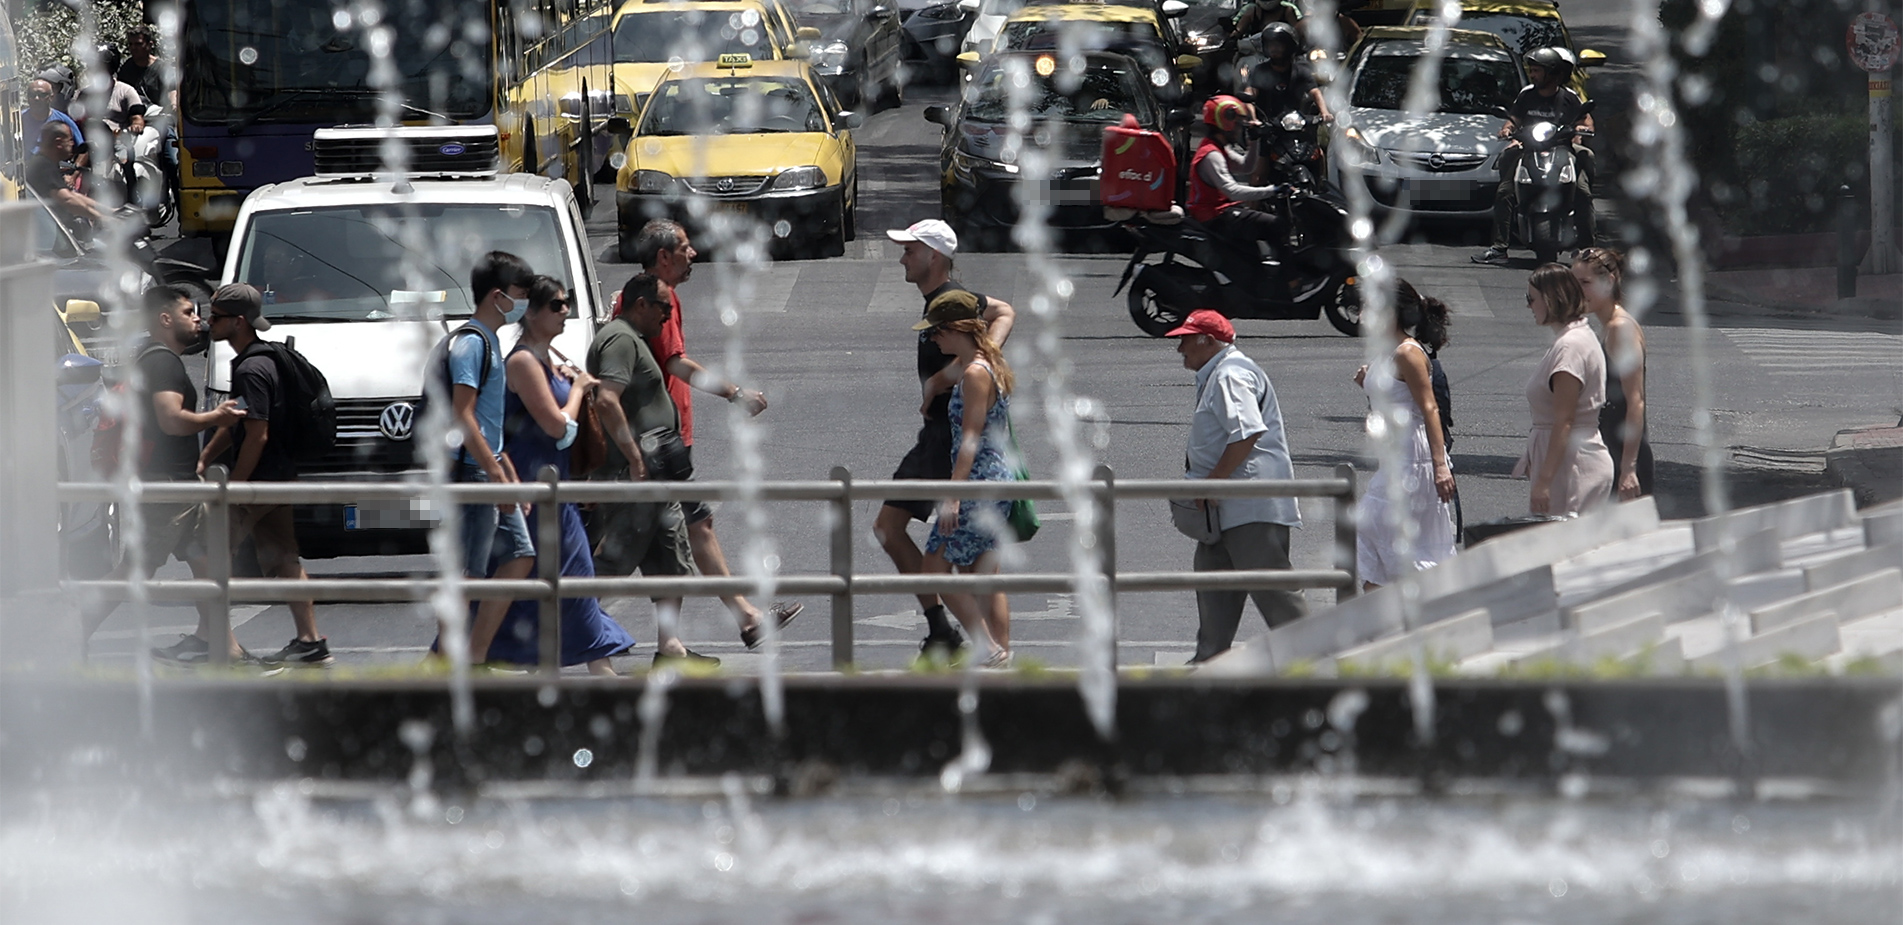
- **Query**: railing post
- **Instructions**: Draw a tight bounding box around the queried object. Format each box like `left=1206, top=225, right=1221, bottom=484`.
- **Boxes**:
left=829, top=466, right=854, bottom=670
left=537, top=465, right=562, bottom=675
left=206, top=464, right=232, bottom=667
left=1093, top=464, right=1117, bottom=669
left=1334, top=463, right=1358, bottom=601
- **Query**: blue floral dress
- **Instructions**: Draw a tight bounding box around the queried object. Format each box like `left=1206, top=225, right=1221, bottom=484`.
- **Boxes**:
left=925, top=361, right=1015, bottom=567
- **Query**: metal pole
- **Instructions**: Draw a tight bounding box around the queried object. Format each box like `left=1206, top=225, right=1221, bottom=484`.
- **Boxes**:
left=829, top=466, right=854, bottom=670
left=1334, top=463, right=1359, bottom=601
left=537, top=465, right=561, bottom=674
left=206, top=465, right=232, bottom=667
left=1839, top=185, right=1861, bottom=298
left=1868, top=2, right=1899, bottom=274
left=1093, top=464, right=1118, bottom=669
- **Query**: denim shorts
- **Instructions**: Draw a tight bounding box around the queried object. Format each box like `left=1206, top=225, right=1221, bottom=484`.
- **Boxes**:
left=457, top=467, right=538, bottom=577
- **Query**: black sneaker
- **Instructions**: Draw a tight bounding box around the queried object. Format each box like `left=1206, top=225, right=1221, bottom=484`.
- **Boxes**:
left=261, top=637, right=334, bottom=667
left=652, top=648, right=720, bottom=669
left=151, top=634, right=210, bottom=666
left=1471, top=246, right=1510, bottom=266
left=919, top=629, right=967, bottom=660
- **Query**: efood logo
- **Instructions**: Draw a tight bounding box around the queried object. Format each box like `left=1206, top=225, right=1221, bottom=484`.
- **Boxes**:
left=379, top=402, right=416, bottom=441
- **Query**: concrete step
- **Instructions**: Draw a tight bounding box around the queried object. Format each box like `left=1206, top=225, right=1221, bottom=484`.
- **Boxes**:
left=1804, top=544, right=1903, bottom=592
left=1328, top=609, right=1493, bottom=672
left=1687, top=613, right=1841, bottom=671
left=1750, top=568, right=1903, bottom=634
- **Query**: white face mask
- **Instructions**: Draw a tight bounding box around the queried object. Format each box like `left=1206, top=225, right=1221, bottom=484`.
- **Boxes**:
left=503, top=296, right=529, bottom=324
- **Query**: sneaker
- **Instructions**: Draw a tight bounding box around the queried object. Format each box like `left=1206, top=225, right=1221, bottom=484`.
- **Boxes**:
left=151, top=634, right=210, bottom=666
left=652, top=648, right=720, bottom=669
left=260, top=637, right=334, bottom=667
left=919, top=629, right=967, bottom=657
left=740, top=601, right=804, bottom=650
left=1471, top=246, right=1510, bottom=266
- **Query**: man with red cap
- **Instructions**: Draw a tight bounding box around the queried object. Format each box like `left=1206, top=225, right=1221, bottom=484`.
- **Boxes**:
left=1167, top=308, right=1306, bottom=663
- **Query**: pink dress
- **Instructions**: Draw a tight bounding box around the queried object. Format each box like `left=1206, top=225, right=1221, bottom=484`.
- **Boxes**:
left=1514, top=318, right=1614, bottom=515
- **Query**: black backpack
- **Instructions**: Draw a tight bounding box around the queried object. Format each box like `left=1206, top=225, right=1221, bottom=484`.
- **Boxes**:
left=414, top=324, right=494, bottom=467
left=238, top=338, right=338, bottom=462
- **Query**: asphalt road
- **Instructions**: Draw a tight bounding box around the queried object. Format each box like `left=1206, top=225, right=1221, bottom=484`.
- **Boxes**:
left=88, top=0, right=1903, bottom=674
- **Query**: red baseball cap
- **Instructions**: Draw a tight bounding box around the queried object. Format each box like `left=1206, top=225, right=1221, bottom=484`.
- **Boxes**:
left=1164, top=309, right=1233, bottom=343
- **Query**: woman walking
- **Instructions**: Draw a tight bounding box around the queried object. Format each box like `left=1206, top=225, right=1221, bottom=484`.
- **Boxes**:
left=1354, top=280, right=1458, bottom=589
left=1572, top=246, right=1652, bottom=501
left=480, top=276, right=636, bottom=674
left=1516, top=263, right=1614, bottom=516
left=914, top=291, right=1017, bottom=667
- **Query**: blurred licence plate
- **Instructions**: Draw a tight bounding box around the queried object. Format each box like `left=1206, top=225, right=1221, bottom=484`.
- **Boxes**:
left=717, top=202, right=749, bottom=215
left=1402, top=179, right=1474, bottom=201
left=344, top=500, right=436, bottom=530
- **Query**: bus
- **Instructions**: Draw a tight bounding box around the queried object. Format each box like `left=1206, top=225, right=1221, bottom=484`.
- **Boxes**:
left=1, top=13, right=24, bottom=202
left=175, top=0, right=615, bottom=235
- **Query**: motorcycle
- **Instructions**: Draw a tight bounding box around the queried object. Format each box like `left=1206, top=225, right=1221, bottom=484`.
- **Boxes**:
left=1115, top=186, right=1362, bottom=338
left=1252, top=109, right=1329, bottom=192
left=1509, top=99, right=1595, bottom=265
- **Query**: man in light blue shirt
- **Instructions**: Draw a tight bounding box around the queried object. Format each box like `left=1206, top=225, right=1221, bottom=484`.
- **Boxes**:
left=23, top=78, right=83, bottom=155
left=1169, top=309, right=1307, bottom=663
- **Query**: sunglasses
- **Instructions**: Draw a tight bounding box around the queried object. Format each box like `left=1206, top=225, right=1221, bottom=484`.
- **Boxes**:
left=545, top=298, right=571, bottom=310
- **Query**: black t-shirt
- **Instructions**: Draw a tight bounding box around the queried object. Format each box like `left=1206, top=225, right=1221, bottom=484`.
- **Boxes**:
left=917, top=280, right=986, bottom=424
left=25, top=154, right=65, bottom=199
left=116, top=58, right=167, bottom=109
left=138, top=343, right=202, bottom=481
left=1247, top=61, right=1317, bottom=117
left=1508, top=85, right=1585, bottom=131
left=228, top=344, right=297, bottom=481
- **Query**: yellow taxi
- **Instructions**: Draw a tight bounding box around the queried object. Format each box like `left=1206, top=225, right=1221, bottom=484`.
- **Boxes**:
left=962, top=0, right=1200, bottom=107
left=614, top=57, right=860, bottom=259
left=1403, top=0, right=1604, bottom=99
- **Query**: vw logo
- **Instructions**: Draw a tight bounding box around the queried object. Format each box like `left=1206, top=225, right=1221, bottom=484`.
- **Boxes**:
left=715, top=177, right=736, bottom=193
left=1428, top=153, right=1447, bottom=169
left=379, top=402, right=416, bottom=441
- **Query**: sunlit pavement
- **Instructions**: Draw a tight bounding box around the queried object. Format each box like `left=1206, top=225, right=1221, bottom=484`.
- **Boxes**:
left=90, top=0, right=1901, bottom=675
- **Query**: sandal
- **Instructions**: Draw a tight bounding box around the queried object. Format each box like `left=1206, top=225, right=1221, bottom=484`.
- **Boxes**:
left=740, top=601, right=804, bottom=650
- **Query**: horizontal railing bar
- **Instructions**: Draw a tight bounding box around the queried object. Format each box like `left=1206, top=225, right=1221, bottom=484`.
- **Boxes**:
left=66, top=568, right=1351, bottom=604
left=58, top=477, right=1352, bottom=507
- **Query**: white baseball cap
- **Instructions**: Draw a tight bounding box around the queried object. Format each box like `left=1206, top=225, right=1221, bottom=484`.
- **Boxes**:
left=886, top=219, right=958, bottom=258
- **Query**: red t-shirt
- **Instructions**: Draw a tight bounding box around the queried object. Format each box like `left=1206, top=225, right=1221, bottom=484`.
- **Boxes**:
left=645, top=289, right=693, bottom=445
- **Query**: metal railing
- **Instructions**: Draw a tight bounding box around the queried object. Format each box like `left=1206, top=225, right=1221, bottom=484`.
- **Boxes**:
left=60, top=464, right=1359, bottom=671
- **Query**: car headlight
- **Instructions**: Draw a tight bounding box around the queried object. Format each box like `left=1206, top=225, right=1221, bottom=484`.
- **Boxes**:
left=613, top=94, right=633, bottom=115
left=1185, top=30, right=1222, bottom=51
left=771, top=166, right=827, bottom=191
left=915, top=2, right=963, bottom=20
left=815, top=41, right=849, bottom=69
left=952, top=148, right=1017, bottom=175
left=1339, top=127, right=1382, bottom=166
left=632, top=169, right=676, bottom=193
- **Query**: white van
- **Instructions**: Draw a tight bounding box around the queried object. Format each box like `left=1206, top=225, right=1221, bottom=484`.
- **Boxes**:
left=210, top=126, right=607, bottom=558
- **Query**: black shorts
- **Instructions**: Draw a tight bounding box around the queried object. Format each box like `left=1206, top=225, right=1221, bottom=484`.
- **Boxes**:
left=646, top=439, right=713, bottom=525
left=886, top=418, right=953, bottom=522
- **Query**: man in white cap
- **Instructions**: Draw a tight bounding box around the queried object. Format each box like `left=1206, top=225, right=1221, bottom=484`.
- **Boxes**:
left=879, top=219, right=1016, bottom=659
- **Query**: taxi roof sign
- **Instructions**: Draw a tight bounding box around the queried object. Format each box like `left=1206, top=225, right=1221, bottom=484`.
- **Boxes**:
left=717, top=53, right=754, bottom=69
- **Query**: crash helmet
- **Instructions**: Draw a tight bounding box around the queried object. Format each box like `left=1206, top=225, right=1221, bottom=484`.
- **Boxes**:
left=1259, top=21, right=1300, bottom=59
left=1523, top=46, right=1576, bottom=83
left=1202, top=94, right=1249, bottom=133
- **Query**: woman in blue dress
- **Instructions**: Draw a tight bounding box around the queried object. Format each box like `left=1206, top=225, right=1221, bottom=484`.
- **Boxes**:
left=914, top=292, right=1019, bottom=667
left=485, top=276, right=637, bottom=674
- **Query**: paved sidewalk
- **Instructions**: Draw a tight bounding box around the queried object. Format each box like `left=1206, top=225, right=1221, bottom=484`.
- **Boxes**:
left=1706, top=265, right=1901, bottom=318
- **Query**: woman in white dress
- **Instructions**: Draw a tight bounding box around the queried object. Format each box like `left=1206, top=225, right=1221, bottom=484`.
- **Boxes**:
left=1355, top=279, right=1459, bottom=590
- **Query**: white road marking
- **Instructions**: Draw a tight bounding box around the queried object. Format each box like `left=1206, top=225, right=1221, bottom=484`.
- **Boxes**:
left=868, top=263, right=917, bottom=313
left=1722, top=328, right=1903, bottom=376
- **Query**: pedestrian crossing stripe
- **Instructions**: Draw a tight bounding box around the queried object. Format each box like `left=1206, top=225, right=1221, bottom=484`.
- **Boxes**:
left=1722, top=328, right=1903, bottom=374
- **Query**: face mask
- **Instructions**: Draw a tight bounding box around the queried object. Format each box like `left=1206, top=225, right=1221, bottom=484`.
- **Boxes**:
left=503, top=296, right=529, bottom=324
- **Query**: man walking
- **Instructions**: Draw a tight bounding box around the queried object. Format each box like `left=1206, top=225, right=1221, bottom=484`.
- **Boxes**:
left=198, top=284, right=331, bottom=665
left=879, top=218, right=1015, bottom=657
left=438, top=251, right=540, bottom=664
left=86, top=286, right=247, bottom=663
left=1165, top=309, right=1306, bottom=664
left=628, top=218, right=801, bottom=648
left=586, top=273, right=710, bottom=666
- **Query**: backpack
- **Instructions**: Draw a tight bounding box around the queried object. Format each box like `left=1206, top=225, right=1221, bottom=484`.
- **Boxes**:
left=237, top=338, right=338, bottom=462
left=1428, top=351, right=1455, bottom=450
left=414, top=324, right=494, bottom=468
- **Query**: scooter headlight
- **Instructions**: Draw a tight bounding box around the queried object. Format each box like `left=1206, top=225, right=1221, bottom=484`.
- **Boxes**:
left=1529, top=122, right=1557, bottom=143
left=1279, top=111, right=1306, bottom=132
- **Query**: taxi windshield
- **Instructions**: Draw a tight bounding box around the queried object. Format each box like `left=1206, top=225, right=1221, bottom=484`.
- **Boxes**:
left=1352, top=48, right=1520, bottom=114
left=612, top=9, right=780, bottom=64
left=1000, top=18, right=1164, bottom=52
left=234, top=204, right=567, bottom=322
left=1415, top=12, right=1566, bottom=56
left=639, top=76, right=827, bottom=136
left=966, top=59, right=1157, bottom=124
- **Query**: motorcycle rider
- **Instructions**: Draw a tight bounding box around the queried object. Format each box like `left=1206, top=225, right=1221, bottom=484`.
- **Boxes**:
left=1229, top=0, right=1302, bottom=42
left=1473, top=46, right=1595, bottom=265
left=1239, top=23, right=1330, bottom=127
left=1187, top=95, right=1289, bottom=262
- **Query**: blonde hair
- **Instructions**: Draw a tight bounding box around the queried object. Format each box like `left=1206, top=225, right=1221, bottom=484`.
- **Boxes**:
left=1529, top=263, right=1589, bottom=326
left=1572, top=246, right=1625, bottom=302
left=939, top=317, right=1015, bottom=397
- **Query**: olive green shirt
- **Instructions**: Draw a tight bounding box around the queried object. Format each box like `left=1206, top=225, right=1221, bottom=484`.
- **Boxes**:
left=586, top=317, right=680, bottom=468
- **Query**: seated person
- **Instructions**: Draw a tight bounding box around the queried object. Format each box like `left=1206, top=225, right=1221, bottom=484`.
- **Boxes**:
left=27, top=122, right=104, bottom=234
left=1185, top=95, right=1286, bottom=261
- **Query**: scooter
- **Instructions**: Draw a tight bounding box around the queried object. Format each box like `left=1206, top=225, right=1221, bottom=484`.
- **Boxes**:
left=1252, top=109, right=1329, bottom=192
left=1510, top=99, right=1595, bottom=265
left=1115, top=187, right=1362, bottom=337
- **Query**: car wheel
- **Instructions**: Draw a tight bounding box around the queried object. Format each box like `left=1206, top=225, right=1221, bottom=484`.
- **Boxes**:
left=844, top=181, right=858, bottom=242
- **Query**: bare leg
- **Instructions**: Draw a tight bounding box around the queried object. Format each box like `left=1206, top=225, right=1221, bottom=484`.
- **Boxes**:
left=969, top=550, right=1009, bottom=652
left=875, top=504, right=939, bottom=613
left=922, top=550, right=995, bottom=654
left=653, top=598, right=687, bottom=657
left=467, top=555, right=535, bottom=662
left=586, top=658, right=617, bottom=676
left=687, top=516, right=764, bottom=631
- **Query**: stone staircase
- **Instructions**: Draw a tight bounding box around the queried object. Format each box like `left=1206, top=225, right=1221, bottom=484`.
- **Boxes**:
left=1204, top=491, right=1903, bottom=677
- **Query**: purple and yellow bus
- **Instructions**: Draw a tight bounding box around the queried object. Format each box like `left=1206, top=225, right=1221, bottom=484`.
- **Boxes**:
left=176, top=0, right=614, bottom=235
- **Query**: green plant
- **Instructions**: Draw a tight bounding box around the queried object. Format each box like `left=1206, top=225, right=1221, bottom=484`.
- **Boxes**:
left=11, top=0, right=148, bottom=84
left=1725, top=113, right=1869, bottom=235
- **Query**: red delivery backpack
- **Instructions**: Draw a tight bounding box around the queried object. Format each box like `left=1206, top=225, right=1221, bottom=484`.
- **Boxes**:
left=1100, top=114, right=1176, bottom=212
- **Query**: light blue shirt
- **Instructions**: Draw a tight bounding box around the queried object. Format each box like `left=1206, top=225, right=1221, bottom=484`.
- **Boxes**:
left=24, top=108, right=83, bottom=155
left=1188, top=344, right=1302, bottom=529
left=446, top=319, right=505, bottom=462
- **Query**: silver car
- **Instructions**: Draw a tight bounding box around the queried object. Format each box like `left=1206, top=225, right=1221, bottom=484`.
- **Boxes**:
left=1328, top=26, right=1525, bottom=221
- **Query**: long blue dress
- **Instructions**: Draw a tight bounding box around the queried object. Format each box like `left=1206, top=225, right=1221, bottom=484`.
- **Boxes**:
left=924, top=361, right=1015, bottom=568
left=484, top=347, right=638, bottom=666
